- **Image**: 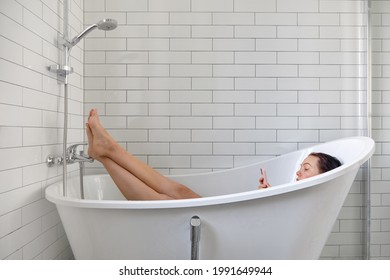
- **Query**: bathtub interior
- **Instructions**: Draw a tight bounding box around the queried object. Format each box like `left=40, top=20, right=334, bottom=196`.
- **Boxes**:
left=56, top=137, right=373, bottom=202
left=59, top=149, right=302, bottom=202
left=170, top=136, right=373, bottom=197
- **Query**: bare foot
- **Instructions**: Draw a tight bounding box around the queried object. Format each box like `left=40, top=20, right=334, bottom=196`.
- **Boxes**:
left=86, top=109, right=118, bottom=159
left=86, top=122, right=95, bottom=158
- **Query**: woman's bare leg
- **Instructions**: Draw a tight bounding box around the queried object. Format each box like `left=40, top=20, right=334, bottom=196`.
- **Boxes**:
left=86, top=109, right=200, bottom=200
left=99, top=156, right=173, bottom=200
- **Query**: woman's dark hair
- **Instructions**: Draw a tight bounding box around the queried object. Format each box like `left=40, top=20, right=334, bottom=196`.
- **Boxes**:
left=309, top=152, right=342, bottom=173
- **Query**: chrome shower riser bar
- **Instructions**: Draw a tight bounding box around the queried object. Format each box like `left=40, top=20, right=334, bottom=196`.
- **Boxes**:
left=47, top=0, right=117, bottom=197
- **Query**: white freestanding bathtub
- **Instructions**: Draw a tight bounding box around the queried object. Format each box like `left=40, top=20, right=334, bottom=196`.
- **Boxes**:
left=45, top=136, right=374, bottom=260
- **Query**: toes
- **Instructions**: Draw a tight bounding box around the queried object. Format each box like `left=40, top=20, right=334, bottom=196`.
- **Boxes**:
left=86, top=123, right=93, bottom=142
left=88, top=108, right=97, bottom=121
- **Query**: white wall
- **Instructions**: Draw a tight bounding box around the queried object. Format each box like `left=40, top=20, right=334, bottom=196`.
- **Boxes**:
left=84, top=0, right=373, bottom=260
left=0, top=0, right=389, bottom=260
left=0, top=0, right=83, bottom=259
left=371, top=0, right=390, bottom=259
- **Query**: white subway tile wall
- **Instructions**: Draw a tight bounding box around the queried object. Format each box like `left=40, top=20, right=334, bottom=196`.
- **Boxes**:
left=0, top=0, right=389, bottom=260
left=372, top=0, right=390, bottom=260
left=0, top=0, right=82, bottom=259
left=83, top=0, right=376, bottom=260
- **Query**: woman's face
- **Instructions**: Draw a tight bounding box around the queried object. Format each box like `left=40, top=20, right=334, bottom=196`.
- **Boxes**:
left=296, top=155, right=321, bottom=181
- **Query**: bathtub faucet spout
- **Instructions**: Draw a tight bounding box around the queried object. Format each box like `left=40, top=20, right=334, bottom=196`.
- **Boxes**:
left=66, top=143, right=94, bottom=164
left=46, top=143, right=94, bottom=167
left=66, top=143, right=94, bottom=200
left=46, top=143, right=94, bottom=199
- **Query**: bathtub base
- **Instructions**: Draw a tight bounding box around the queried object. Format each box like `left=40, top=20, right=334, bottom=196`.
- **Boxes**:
left=57, top=168, right=357, bottom=260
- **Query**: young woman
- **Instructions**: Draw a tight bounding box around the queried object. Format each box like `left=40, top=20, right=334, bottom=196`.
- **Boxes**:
left=87, top=109, right=341, bottom=200
left=258, top=152, right=342, bottom=189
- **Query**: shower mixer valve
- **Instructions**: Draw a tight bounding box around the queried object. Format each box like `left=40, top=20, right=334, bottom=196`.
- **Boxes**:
left=47, top=143, right=94, bottom=167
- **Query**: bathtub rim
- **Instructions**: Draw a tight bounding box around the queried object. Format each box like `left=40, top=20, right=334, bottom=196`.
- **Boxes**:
left=45, top=136, right=375, bottom=210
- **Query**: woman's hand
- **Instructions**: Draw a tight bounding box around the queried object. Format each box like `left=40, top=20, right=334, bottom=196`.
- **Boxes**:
left=258, top=168, right=271, bottom=189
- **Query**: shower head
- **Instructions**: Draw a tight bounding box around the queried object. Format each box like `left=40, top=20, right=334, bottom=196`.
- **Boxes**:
left=96, top=18, right=117, bottom=31
left=68, top=18, right=118, bottom=48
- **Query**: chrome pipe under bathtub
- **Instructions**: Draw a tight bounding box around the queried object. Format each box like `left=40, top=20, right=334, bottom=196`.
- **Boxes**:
left=190, top=216, right=201, bottom=260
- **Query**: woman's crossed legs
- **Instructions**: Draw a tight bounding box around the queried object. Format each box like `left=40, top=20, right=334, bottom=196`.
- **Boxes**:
left=86, top=109, right=200, bottom=200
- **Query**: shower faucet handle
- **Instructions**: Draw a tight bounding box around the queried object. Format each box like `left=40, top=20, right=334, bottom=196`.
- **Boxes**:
left=66, top=143, right=94, bottom=164
left=66, top=142, right=88, bottom=154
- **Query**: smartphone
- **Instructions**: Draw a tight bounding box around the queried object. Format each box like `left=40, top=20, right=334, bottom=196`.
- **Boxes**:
left=260, top=168, right=268, bottom=187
